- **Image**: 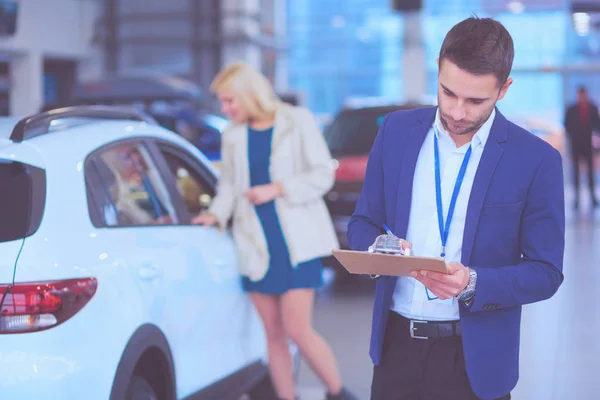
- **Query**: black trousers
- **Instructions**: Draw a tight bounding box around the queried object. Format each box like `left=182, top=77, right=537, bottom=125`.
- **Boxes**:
left=572, top=149, right=596, bottom=203
left=371, top=312, right=511, bottom=400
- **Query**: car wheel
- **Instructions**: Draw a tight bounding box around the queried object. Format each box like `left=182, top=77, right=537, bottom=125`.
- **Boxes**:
left=126, top=375, right=159, bottom=400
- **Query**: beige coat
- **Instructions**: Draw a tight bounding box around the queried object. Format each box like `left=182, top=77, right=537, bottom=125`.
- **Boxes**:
left=208, top=103, right=340, bottom=281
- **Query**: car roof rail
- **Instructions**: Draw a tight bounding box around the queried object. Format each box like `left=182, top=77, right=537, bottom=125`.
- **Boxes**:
left=9, top=105, right=159, bottom=143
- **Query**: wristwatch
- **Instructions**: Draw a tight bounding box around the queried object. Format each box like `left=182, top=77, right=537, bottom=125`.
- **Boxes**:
left=457, top=267, right=477, bottom=302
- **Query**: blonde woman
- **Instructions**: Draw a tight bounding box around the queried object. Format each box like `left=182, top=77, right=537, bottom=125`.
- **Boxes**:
left=192, top=62, right=356, bottom=400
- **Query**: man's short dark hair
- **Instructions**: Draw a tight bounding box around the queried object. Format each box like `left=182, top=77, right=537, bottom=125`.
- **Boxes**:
left=439, top=17, right=514, bottom=85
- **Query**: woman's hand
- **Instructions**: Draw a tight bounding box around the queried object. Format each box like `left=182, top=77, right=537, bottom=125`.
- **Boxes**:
left=244, top=183, right=284, bottom=205
left=191, top=212, right=218, bottom=226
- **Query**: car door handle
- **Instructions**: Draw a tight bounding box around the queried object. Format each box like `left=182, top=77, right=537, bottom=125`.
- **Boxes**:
left=137, top=263, right=162, bottom=280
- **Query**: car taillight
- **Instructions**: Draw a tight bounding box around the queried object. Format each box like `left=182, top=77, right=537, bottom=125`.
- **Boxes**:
left=0, top=278, right=97, bottom=334
left=334, top=156, right=368, bottom=182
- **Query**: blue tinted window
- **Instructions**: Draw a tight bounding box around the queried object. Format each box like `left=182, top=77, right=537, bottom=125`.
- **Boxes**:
left=287, top=0, right=404, bottom=115
left=287, top=0, right=587, bottom=126
left=423, top=6, right=567, bottom=123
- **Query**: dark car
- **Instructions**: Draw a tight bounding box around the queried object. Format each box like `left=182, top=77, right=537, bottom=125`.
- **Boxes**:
left=323, top=103, right=428, bottom=252
left=71, top=75, right=227, bottom=161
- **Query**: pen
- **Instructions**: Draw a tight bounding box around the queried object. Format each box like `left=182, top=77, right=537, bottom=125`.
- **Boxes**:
left=383, top=224, right=394, bottom=236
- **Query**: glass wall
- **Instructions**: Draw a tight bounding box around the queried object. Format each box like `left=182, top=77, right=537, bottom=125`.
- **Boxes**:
left=424, top=8, right=567, bottom=124
left=117, top=0, right=192, bottom=75
left=286, top=0, right=600, bottom=127
left=286, top=0, right=404, bottom=117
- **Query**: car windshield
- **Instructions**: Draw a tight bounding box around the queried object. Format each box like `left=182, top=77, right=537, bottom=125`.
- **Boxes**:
left=324, top=109, right=392, bottom=156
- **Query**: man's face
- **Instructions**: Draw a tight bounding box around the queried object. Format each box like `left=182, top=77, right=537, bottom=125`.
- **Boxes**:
left=577, top=90, right=588, bottom=104
left=437, top=59, right=512, bottom=136
left=117, top=146, right=145, bottom=177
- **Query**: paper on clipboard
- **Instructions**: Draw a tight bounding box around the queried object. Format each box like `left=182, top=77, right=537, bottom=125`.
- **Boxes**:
left=332, top=249, right=448, bottom=277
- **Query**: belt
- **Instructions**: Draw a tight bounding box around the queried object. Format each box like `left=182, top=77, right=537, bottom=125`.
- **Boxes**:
left=391, top=311, right=462, bottom=340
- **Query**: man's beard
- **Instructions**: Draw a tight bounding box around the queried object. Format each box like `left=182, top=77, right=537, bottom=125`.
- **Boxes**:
left=439, top=107, right=495, bottom=136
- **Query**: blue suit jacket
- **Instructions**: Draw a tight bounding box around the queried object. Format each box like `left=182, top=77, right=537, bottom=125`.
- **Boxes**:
left=347, top=107, right=565, bottom=399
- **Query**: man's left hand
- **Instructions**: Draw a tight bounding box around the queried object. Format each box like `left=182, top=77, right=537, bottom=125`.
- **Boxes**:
left=410, top=262, right=470, bottom=300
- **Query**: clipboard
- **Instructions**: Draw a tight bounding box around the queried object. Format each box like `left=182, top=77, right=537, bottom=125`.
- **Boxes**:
left=332, top=249, right=448, bottom=277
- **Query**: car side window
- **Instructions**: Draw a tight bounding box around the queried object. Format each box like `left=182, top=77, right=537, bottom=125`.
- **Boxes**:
left=87, top=142, right=178, bottom=227
left=159, top=146, right=215, bottom=218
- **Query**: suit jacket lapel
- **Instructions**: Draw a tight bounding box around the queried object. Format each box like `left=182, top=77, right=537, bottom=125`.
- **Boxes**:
left=462, top=109, right=508, bottom=265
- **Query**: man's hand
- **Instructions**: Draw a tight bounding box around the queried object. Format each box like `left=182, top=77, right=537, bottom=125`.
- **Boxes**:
left=369, top=238, right=413, bottom=279
left=410, top=261, right=470, bottom=300
left=244, top=183, right=283, bottom=205
left=371, top=237, right=413, bottom=254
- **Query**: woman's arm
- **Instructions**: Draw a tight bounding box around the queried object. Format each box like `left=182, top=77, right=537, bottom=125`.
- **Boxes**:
left=279, top=108, right=335, bottom=205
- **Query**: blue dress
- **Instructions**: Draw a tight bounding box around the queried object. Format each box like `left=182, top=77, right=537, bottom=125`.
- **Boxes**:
left=241, top=126, right=324, bottom=294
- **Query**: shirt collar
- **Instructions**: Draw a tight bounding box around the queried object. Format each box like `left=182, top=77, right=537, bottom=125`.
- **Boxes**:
left=433, top=107, right=496, bottom=149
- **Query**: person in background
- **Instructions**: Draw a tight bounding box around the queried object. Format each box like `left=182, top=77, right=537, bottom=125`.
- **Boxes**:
left=192, top=62, right=356, bottom=400
left=113, top=144, right=171, bottom=226
left=564, top=86, right=600, bottom=209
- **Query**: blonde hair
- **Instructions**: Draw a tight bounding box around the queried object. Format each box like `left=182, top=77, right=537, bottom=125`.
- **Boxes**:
left=210, top=62, right=279, bottom=120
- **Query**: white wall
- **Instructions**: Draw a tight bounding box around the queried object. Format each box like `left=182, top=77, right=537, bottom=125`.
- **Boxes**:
left=1, top=0, right=99, bottom=58
left=0, top=0, right=101, bottom=116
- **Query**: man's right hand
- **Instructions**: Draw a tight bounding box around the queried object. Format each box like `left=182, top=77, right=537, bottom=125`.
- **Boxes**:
left=370, top=236, right=413, bottom=255
left=369, top=237, right=412, bottom=279
left=191, top=212, right=217, bottom=226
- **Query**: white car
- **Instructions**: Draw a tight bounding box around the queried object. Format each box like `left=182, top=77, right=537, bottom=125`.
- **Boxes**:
left=0, top=106, right=280, bottom=400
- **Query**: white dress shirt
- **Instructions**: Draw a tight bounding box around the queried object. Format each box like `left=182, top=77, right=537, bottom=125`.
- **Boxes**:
left=390, top=108, right=495, bottom=321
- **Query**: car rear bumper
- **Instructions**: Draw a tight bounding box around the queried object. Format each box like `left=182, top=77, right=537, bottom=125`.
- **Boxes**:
left=0, top=327, right=119, bottom=400
left=0, top=277, right=142, bottom=400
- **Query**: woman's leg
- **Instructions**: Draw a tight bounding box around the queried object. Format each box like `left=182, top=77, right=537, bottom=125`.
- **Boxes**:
left=250, top=292, right=295, bottom=400
left=281, top=288, right=342, bottom=394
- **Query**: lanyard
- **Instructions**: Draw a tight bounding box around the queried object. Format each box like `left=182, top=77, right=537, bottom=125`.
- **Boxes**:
left=434, top=132, right=472, bottom=258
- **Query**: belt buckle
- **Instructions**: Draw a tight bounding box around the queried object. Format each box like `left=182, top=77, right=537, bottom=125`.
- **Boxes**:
left=409, top=320, right=429, bottom=340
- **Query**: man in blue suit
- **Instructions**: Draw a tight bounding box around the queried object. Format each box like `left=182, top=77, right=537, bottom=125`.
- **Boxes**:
left=347, top=17, right=565, bottom=400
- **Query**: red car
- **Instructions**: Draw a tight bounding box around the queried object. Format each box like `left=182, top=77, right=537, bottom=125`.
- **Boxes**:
left=323, top=104, right=428, bottom=252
